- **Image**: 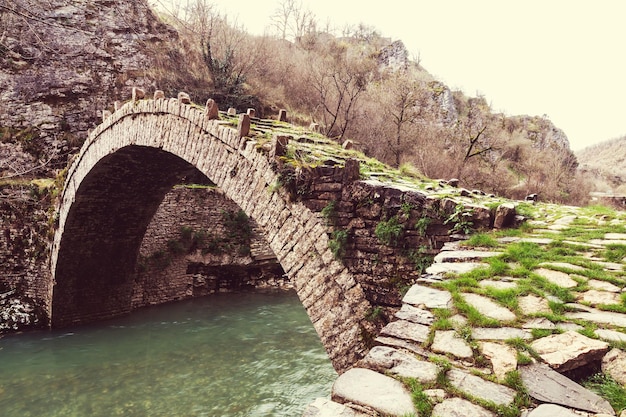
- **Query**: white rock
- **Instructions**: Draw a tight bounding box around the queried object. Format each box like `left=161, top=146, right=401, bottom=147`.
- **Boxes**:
left=431, top=330, right=473, bottom=359
left=472, top=327, right=532, bottom=340
left=534, top=268, right=578, bottom=288
left=380, top=320, right=429, bottom=344
left=578, top=289, right=622, bottom=305
left=602, top=348, right=626, bottom=386
left=302, top=398, right=362, bottom=417
left=526, top=403, right=585, bottom=417
left=595, top=329, right=626, bottom=343
left=432, top=397, right=495, bottom=417
left=461, top=293, right=517, bottom=322
left=447, top=369, right=516, bottom=406
left=479, top=341, right=518, bottom=381
left=331, top=368, right=417, bottom=416
left=361, top=346, right=438, bottom=383
left=403, top=285, right=452, bottom=309
left=518, top=294, right=552, bottom=315
left=530, top=331, right=609, bottom=372
left=588, top=279, right=621, bottom=293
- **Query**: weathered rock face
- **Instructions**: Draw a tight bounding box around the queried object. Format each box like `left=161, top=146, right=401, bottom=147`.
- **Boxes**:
left=0, top=0, right=177, bottom=174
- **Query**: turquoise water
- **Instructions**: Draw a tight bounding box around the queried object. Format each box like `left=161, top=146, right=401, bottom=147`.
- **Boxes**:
left=0, top=291, right=336, bottom=417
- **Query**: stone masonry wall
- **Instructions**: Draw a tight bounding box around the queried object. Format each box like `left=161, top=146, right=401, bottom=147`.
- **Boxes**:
left=282, top=160, right=493, bottom=332
left=131, top=185, right=285, bottom=308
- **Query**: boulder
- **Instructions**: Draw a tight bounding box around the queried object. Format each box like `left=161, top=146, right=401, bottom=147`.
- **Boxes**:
left=530, top=331, right=609, bottom=372
left=494, top=203, right=516, bottom=228
left=602, top=348, right=626, bottom=386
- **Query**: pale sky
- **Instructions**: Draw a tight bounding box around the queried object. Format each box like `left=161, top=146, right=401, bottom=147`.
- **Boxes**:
left=158, top=0, right=626, bottom=151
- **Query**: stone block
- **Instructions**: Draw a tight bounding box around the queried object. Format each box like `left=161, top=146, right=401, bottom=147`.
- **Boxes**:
left=530, top=330, right=609, bottom=372
left=332, top=368, right=417, bottom=416
left=520, top=362, right=614, bottom=414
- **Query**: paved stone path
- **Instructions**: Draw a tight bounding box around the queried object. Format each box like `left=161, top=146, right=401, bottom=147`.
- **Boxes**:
left=304, top=207, right=626, bottom=416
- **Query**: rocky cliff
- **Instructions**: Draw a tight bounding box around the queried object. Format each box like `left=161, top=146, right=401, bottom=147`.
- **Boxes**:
left=0, top=0, right=177, bottom=175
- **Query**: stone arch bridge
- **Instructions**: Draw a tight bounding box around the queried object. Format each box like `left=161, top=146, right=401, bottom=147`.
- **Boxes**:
left=50, top=96, right=498, bottom=372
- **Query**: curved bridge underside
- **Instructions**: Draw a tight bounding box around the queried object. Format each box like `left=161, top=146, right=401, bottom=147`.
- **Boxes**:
left=51, top=99, right=372, bottom=371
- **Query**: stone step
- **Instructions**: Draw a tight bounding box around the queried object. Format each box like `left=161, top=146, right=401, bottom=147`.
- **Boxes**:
left=331, top=368, right=417, bottom=416
left=520, top=363, right=615, bottom=415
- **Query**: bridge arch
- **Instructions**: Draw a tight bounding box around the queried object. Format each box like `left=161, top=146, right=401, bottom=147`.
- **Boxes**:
left=50, top=99, right=371, bottom=371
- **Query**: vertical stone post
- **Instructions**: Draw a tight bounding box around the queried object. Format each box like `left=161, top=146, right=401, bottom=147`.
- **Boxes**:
left=205, top=98, right=219, bottom=120
left=247, top=108, right=256, bottom=118
left=227, top=107, right=237, bottom=116
left=278, top=109, right=288, bottom=122
left=131, top=87, right=145, bottom=101
left=153, top=90, right=165, bottom=100
left=238, top=114, right=250, bottom=138
left=270, top=135, right=290, bottom=159
left=177, top=92, right=191, bottom=104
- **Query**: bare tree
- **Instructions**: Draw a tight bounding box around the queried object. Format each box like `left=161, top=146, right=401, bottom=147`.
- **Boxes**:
left=270, top=0, right=316, bottom=42
left=309, top=42, right=376, bottom=141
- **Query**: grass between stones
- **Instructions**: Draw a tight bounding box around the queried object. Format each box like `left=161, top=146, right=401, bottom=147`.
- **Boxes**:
left=583, top=373, right=626, bottom=412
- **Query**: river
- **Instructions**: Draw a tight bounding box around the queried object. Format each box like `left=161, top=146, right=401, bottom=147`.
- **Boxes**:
left=0, top=291, right=336, bottom=417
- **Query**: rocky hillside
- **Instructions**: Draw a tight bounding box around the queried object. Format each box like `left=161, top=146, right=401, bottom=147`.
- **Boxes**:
left=577, top=136, right=626, bottom=195
left=0, top=0, right=178, bottom=176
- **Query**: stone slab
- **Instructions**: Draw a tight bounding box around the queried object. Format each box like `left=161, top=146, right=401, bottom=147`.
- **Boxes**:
left=606, top=233, right=626, bottom=240
left=522, top=317, right=556, bottom=329
left=578, top=289, right=622, bottom=305
left=302, top=398, right=364, bottom=417
left=361, top=346, right=438, bottom=383
left=432, top=397, right=495, bottom=417
left=433, top=250, right=500, bottom=263
left=394, top=304, right=435, bottom=325
left=565, top=306, right=626, bottom=327
left=472, top=327, right=532, bottom=340
left=426, top=262, right=485, bottom=275
left=431, top=330, right=473, bottom=359
left=535, top=268, right=578, bottom=288
left=332, top=368, right=416, bottom=417
left=530, top=331, right=609, bottom=372
left=592, top=261, right=624, bottom=271
left=596, top=328, right=626, bottom=343
left=374, top=336, right=430, bottom=358
left=461, top=293, right=516, bottom=321
left=602, top=348, right=626, bottom=386
left=380, top=320, right=430, bottom=344
left=479, top=341, right=517, bottom=381
left=518, top=294, right=551, bottom=315
left=403, top=285, right=452, bottom=309
left=527, top=403, right=585, bottom=417
left=478, top=279, right=518, bottom=290
left=520, top=363, right=615, bottom=415
left=588, top=279, right=622, bottom=293
left=447, top=369, right=516, bottom=406
left=539, top=262, right=586, bottom=272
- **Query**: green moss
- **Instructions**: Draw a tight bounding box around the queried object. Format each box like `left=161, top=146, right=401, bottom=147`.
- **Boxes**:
left=375, top=216, right=404, bottom=246
left=328, top=229, right=348, bottom=259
